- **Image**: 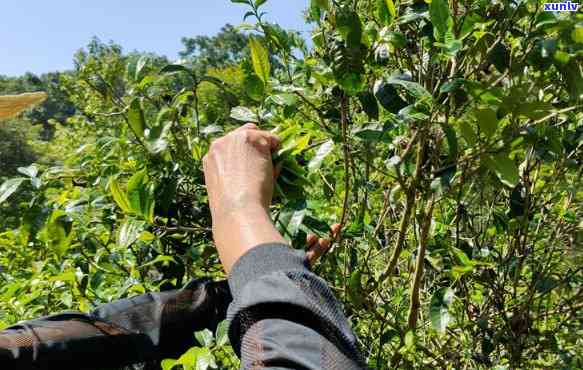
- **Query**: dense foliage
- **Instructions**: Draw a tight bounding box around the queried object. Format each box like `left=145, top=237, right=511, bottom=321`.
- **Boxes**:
left=1, top=0, right=582, bottom=369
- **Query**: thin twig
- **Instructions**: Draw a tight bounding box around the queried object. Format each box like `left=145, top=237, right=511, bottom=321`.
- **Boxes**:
left=407, top=196, right=435, bottom=330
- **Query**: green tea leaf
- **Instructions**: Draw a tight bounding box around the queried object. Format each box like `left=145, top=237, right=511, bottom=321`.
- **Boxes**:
left=387, top=74, right=432, bottom=100
left=458, top=121, right=477, bottom=146
left=352, top=123, right=386, bottom=141
left=430, top=0, right=453, bottom=42
left=386, top=0, right=396, bottom=17
left=249, top=37, right=271, bottom=85
left=270, top=93, right=297, bottom=106
left=0, top=178, right=26, bottom=204
left=39, top=210, right=74, bottom=258
left=176, top=348, right=198, bottom=368
left=441, top=123, right=458, bottom=160
left=358, top=91, right=379, bottom=120
left=440, top=78, right=465, bottom=93
left=128, top=98, right=146, bottom=139
left=278, top=199, right=307, bottom=238
left=195, top=348, right=215, bottom=370
left=215, top=320, right=230, bottom=347
left=161, top=359, right=177, bottom=370
left=292, top=135, right=311, bottom=155
left=386, top=31, right=407, bottom=48
left=376, top=0, right=394, bottom=25
left=135, top=55, right=150, bottom=82
left=460, top=13, right=482, bottom=39
left=244, top=74, right=265, bottom=100
left=559, top=61, right=583, bottom=101
left=336, top=9, right=362, bottom=47
left=488, top=43, right=510, bottom=73
left=160, top=64, right=192, bottom=75
left=195, top=329, right=214, bottom=347
left=348, top=270, right=365, bottom=307
left=487, top=154, right=519, bottom=187
left=474, top=107, right=498, bottom=137
left=230, top=106, right=259, bottom=122
left=515, top=101, right=553, bottom=120
left=301, top=215, right=331, bottom=238
left=127, top=170, right=155, bottom=222
left=404, top=330, right=415, bottom=350
left=571, top=26, right=583, bottom=44
left=17, top=165, right=38, bottom=178
left=117, top=219, right=144, bottom=249
left=373, top=79, right=407, bottom=113
left=308, top=140, right=334, bottom=171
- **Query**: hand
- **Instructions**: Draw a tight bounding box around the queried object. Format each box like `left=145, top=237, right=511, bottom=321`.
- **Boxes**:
left=203, top=124, right=286, bottom=273
left=305, top=224, right=341, bottom=267
left=203, top=123, right=280, bottom=217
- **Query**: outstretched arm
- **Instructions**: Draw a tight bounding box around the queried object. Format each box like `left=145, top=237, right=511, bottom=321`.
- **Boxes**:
left=203, top=124, right=365, bottom=369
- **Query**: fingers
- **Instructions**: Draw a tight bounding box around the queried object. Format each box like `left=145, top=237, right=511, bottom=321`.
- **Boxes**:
left=306, top=233, right=318, bottom=248
left=273, top=161, right=283, bottom=179
left=330, top=223, right=342, bottom=241
left=251, top=130, right=280, bottom=151
left=235, top=123, right=258, bottom=131
left=230, top=124, right=281, bottom=152
left=317, top=237, right=331, bottom=252
left=267, top=133, right=281, bottom=151
left=306, top=223, right=342, bottom=267
left=305, top=238, right=328, bottom=268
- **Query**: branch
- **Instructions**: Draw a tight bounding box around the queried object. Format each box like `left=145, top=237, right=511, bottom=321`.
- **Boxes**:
left=377, top=131, right=427, bottom=284
left=407, top=197, right=435, bottom=330
left=530, top=105, right=580, bottom=126
left=339, top=94, right=351, bottom=236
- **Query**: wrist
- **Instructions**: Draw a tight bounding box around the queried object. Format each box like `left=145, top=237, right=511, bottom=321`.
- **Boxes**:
left=218, top=202, right=269, bottom=220
left=212, top=204, right=287, bottom=273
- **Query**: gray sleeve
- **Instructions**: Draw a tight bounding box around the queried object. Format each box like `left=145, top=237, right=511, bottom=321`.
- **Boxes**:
left=227, top=244, right=365, bottom=370
left=0, top=279, right=231, bottom=370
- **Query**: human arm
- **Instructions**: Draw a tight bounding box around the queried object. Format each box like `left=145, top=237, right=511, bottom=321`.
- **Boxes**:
left=203, top=124, right=365, bottom=369
left=0, top=279, right=231, bottom=370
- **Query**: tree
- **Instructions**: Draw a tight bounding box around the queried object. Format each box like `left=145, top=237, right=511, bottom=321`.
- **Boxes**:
left=179, top=24, right=250, bottom=73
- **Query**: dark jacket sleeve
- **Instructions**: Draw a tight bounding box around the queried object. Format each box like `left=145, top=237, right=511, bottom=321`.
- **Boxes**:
left=0, top=278, right=231, bottom=370
left=227, top=244, right=365, bottom=370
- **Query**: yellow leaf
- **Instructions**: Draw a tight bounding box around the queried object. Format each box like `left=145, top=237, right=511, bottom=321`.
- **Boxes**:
left=386, top=0, right=396, bottom=17
left=108, top=177, right=131, bottom=213
left=292, top=134, right=311, bottom=155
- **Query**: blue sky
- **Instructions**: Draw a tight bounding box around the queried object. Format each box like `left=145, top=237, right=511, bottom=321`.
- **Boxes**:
left=0, top=1, right=310, bottom=77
